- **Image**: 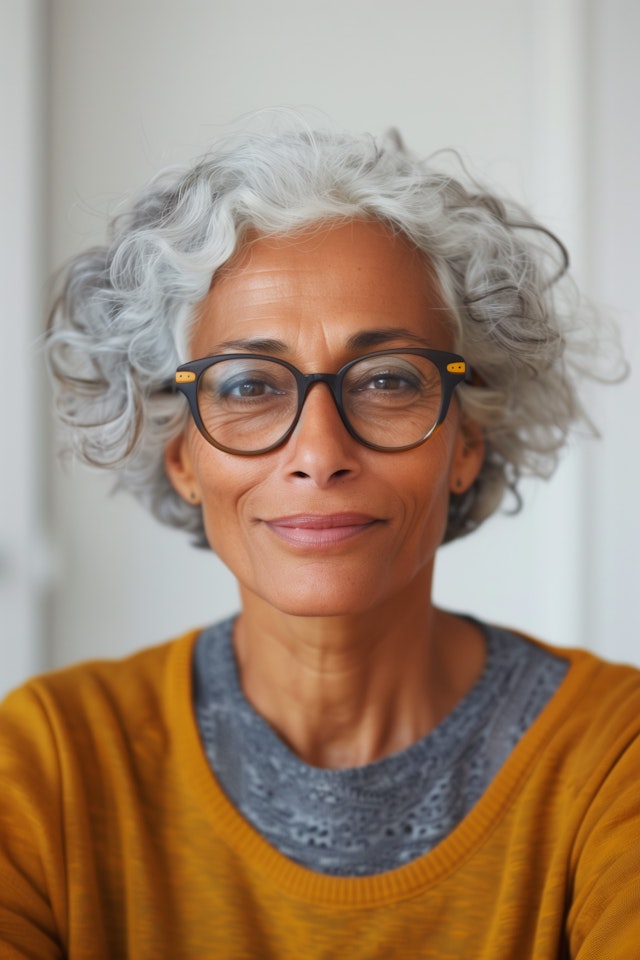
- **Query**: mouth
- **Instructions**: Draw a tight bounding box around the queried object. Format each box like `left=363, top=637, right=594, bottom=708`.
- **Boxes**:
left=263, top=513, right=380, bottom=548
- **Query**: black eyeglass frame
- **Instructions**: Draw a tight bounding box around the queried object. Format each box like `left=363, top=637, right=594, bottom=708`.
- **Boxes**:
left=174, top=348, right=470, bottom=455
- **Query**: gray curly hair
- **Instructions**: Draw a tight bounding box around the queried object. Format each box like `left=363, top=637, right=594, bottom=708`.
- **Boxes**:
left=47, top=116, right=604, bottom=547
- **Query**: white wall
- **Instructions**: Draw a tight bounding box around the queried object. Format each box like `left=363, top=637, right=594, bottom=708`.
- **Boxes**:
left=0, top=0, right=49, bottom=695
left=583, top=0, right=640, bottom=658
left=2, top=0, right=638, bottom=693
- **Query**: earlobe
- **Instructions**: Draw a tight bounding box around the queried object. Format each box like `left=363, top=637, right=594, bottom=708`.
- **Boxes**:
left=164, top=431, right=200, bottom=504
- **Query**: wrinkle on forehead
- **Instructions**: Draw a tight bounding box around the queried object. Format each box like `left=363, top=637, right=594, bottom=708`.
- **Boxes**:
left=192, top=219, right=453, bottom=359
left=210, top=218, right=430, bottom=288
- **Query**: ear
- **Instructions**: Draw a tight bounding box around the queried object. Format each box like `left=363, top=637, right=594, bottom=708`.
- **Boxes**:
left=448, top=416, right=485, bottom=495
left=164, top=431, right=201, bottom=505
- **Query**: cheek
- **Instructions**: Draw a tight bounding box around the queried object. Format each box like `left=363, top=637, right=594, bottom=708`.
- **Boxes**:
left=402, top=433, right=458, bottom=542
left=189, top=444, right=265, bottom=551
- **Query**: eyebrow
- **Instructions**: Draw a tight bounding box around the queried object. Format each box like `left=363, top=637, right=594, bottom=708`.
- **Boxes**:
left=216, top=336, right=290, bottom=354
left=345, top=328, right=435, bottom=350
left=214, top=328, right=435, bottom=355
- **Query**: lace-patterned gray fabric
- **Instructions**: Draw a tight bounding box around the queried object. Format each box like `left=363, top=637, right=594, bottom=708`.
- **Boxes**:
left=193, top=618, right=568, bottom=876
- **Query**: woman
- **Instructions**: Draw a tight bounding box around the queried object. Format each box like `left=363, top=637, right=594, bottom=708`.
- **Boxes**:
left=1, top=120, right=638, bottom=958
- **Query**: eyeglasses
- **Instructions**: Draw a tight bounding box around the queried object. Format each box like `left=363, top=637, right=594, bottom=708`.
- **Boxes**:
left=174, top=348, right=469, bottom=455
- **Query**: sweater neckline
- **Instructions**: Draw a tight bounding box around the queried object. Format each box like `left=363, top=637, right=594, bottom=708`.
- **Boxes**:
left=168, top=625, right=593, bottom=907
left=200, top=615, right=503, bottom=782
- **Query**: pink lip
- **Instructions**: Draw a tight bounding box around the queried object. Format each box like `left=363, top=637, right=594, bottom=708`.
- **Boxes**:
left=264, top=513, right=379, bottom=547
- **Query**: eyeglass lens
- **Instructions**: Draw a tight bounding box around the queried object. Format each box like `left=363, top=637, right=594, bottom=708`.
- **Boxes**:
left=196, top=354, right=444, bottom=453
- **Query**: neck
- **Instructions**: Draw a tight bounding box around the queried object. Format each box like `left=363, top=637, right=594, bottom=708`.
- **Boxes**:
left=233, top=573, right=485, bottom=769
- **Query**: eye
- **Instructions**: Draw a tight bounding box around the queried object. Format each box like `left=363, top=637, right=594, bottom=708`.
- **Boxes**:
left=204, top=361, right=293, bottom=403
left=219, top=376, right=284, bottom=399
left=349, top=364, right=422, bottom=395
left=364, top=372, right=417, bottom=391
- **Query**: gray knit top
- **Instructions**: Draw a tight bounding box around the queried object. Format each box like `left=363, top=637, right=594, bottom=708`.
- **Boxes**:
left=193, top=617, right=568, bottom=877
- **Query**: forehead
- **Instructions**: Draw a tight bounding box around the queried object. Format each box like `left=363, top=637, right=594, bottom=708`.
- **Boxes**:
left=192, top=219, right=452, bottom=355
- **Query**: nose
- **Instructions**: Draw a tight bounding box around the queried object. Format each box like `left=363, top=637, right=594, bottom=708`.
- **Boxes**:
left=282, top=382, right=361, bottom=486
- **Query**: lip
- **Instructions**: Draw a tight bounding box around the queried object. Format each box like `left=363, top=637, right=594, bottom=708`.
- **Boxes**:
left=263, top=513, right=380, bottom=548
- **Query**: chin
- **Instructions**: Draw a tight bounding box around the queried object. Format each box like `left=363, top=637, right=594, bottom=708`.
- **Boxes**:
left=250, top=574, right=396, bottom=619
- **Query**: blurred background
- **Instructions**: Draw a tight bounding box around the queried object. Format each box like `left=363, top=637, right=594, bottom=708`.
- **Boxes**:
left=2, top=0, right=638, bottom=697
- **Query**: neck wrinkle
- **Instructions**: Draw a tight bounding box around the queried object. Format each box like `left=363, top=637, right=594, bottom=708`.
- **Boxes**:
left=232, top=586, right=486, bottom=769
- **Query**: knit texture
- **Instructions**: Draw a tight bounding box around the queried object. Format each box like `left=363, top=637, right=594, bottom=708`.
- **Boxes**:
left=194, top=618, right=568, bottom=874
left=1, top=627, right=640, bottom=958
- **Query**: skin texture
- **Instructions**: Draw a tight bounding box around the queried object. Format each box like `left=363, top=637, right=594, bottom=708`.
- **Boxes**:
left=165, top=220, right=486, bottom=768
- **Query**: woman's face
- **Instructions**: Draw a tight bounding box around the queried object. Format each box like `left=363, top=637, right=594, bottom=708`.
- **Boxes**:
left=165, top=220, right=483, bottom=618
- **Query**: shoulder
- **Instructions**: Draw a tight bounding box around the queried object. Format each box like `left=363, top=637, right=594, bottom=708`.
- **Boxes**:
left=533, top=636, right=640, bottom=715
left=511, top=633, right=640, bottom=787
left=495, top=625, right=640, bottom=702
left=0, top=628, right=201, bottom=759
left=478, top=624, right=640, bottom=787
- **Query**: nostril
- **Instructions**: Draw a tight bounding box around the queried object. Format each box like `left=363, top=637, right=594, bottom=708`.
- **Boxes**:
left=291, top=466, right=351, bottom=481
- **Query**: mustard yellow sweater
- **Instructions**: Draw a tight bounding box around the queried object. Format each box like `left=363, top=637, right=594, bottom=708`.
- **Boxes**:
left=1, top=629, right=640, bottom=959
